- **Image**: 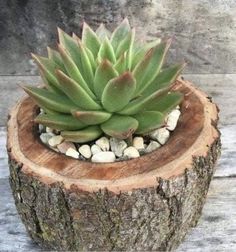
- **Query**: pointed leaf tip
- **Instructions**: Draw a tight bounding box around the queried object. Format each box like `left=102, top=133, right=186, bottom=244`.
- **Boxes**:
left=102, top=71, right=136, bottom=112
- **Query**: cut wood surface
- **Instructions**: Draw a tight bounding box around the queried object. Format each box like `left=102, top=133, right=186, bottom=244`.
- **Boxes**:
left=1, top=74, right=235, bottom=251
left=7, top=79, right=219, bottom=193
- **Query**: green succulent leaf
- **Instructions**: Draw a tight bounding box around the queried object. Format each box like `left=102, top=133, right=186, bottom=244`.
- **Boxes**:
left=119, top=86, right=171, bottom=115
left=38, top=69, right=63, bottom=94
left=71, top=110, right=111, bottom=125
left=61, top=126, right=103, bottom=143
left=57, top=28, right=82, bottom=69
left=102, top=72, right=136, bottom=112
left=150, top=91, right=184, bottom=114
left=47, top=47, right=66, bottom=71
left=111, top=18, right=130, bottom=50
left=114, top=52, right=128, bottom=74
left=22, top=86, right=78, bottom=113
left=77, top=40, right=94, bottom=89
left=96, top=23, right=111, bottom=40
left=133, top=39, right=171, bottom=96
left=82, top=22, right=101, bottom=57
left=56, top=70, right=101, bottom=110
left=94, top=59, right=118, bottom=99
left=31, top=54, right=62, bottom=92
left=131, top=39, right=161, bottom=69
left=142, top=62, right=186, bottom=96
left=116, top=28, right=135, bottom=60
left=97, top=37, right=116, bottom=64
left=101, top=115, right=138, bottom=139
left=35, top=113, right=86, bottom=131
left=134, top=111, right=165, bottom=134
left=85, top=47, right=96, bottom=71
left=58, top=44, right=96, bottom=99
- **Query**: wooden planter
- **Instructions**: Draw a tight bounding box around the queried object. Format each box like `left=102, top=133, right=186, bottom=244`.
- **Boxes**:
left=7, top=79, right=221, bottom=251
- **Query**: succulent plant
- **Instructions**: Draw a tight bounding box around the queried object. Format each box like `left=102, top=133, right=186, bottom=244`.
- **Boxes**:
left=23, top=18, right=185, bottom=143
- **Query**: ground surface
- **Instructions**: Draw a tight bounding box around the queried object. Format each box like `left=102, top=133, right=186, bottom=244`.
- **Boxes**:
left=0, top=74, right=236, bottom=251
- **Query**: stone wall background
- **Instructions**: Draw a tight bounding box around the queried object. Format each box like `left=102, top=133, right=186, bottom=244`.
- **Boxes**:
left=0, top=0, right=235, bottom=75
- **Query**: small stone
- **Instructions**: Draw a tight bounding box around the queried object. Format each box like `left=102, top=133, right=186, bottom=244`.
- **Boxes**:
left=91, top=144, right=102, bottom=155
left=57, top=141, right=76, bottom=154
left=92, top=151, right=116, bottom=163
left=48, top=135, right=64, bottom=147
left=65, top=148, right=79, bottom=159
left=95, top=137, right=110, bottom=151
left=124, top=146, right=140, bottom=159
left=150, top=128, right=170, bottom=145
left=46, top=127, right=54, bottom=133
left=39, top=132, right=55, bottom=144
left=78, top=145, right=92, bottom=159
left=132, top=137, right=144, bottom=150
left=110, top=138, right=127, bottom=157
left=166, top=109, right=181, bottom=131
left=145, top=141, right=161, bottom=153
left=38, top=124, right=45, bottom=133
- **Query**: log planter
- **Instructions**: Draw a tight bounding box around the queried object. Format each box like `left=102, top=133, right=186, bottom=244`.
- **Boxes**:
left=7, top=78, right=221, bottom=251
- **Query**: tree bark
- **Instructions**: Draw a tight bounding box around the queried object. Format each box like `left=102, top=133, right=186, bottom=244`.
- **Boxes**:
left=7, top=79, right=221, bottom=251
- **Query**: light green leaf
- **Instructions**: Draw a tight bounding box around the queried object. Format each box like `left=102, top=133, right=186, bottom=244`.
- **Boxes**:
left=134, top=111, right=165, bottom=134
left=102, top=72, right=136, bottom=112
left=131, top=39, right=161, bottom=69
left=61, top=126, right=103, bottom=143
left=82, top=22, right=101, bottom=57
left=101, top=115, right=138, bottom=139
left=47, top=47, right=66, bottom=71
left=35, top=113, right=86, bottom=131
left=71, top=110, right=111, bottom=125
left=119, top=86, right=171, bottom=115
left=114, top=52, right=128, bottom=74
left=58, top=44, right=96, bottom=99
left=111, top=18, right=130, bottom=50
left=57, top=27, right=82, bottom=69
left=142, top=62, right=186, bottom=96
left=97, top=37, right=116, bottom=64
left=149, top=91, right=184, bottom=114
left=31, top=54, right=62, bottom=92
left=22, top=86, right=78, bottom=113
left=94, top=59, right=118, bottom=99
left=56, top=70, right=101, bottom=110
left=96, top=23, right=111, bottom=40
left=133, top=39, right=171, bottom=96
left=115, top=29, right=135, bottom=59
left=77, top=40, right=94, bottom=90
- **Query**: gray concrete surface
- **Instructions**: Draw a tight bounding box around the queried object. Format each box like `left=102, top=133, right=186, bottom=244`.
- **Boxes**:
left=0, top=0, right=236, bottom=75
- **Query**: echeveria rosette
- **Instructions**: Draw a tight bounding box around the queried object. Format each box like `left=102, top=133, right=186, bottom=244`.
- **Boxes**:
left=22, top=18, right=185, bottom=143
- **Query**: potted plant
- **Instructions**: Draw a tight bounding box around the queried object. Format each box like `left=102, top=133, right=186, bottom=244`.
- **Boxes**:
left=7, top=19, right=221, bottom=251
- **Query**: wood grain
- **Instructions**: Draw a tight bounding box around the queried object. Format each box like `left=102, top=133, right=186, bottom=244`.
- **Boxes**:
left=1, top=74, right=235, bottom=251
left=7, top=79, right=219, bottom=193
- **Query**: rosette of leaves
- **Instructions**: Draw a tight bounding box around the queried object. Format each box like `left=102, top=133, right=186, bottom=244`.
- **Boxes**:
left=23, top=19, right=185, bottom=143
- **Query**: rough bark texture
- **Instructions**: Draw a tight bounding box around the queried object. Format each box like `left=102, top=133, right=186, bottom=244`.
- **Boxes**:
left=8, top=137, right=221, bottom=251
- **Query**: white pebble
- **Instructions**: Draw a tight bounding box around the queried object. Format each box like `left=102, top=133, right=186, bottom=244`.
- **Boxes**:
left=166, top=109, right=181, bottom=131
left=40, top=132, right=55, bottom=144
left=79, top=145, right=92, bottom=159
left=46, top=127, right=54, bottom=133
left=110, top=138, right=127, bottom=157
left=91, top=144, right=102, bottom=155
left=92, top=151, right=116, bottom=163
left=48, top=135, right=64, bottom=147
left=66, top=148, right=80, bottom=159
left=95, top=137, right=110, bottom=151
left=132, top=137, right=144, bottom=150
left=145, top=141, right=161, bottom=153
left=150, top=128, right=170, bottom=145
left=38, top=124, right=44, bottom=133
left=57, top=141, right=76, bottom=154
left=124, top=146, right=140, bottom=158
